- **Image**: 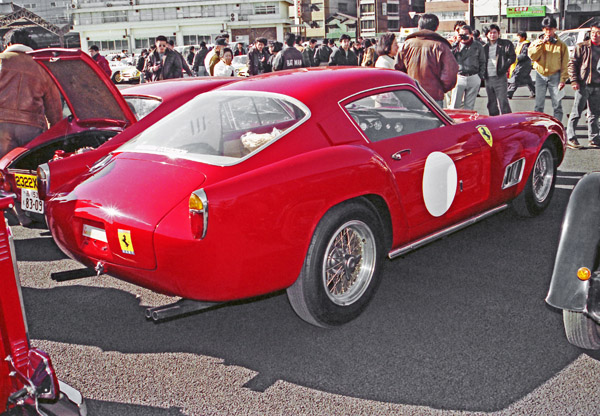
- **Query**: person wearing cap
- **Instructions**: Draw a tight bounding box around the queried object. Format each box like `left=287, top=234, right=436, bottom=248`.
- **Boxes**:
left=205, top=37, right=228, bottom=76
left=272, top=32, right=304, bottom=71
left=248, top=37, right=270, bottom=75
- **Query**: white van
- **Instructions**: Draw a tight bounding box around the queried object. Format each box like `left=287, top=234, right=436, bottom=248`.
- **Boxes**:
left=558, top=28, right=590, bottom=57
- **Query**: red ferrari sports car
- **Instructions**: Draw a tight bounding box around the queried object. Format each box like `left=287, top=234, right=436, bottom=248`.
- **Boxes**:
left=45, top=67, right=566, bottom=327
left=0, top=48, right=235, bottom=224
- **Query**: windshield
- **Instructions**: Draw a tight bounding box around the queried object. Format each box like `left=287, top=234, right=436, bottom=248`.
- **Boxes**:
left=233, top=55, right=249, bottom=65
left=119, top=91, right=309, bottom=165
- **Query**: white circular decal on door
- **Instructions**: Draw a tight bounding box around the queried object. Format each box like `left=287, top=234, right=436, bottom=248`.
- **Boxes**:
left=422, top=152, right=458, bottom=217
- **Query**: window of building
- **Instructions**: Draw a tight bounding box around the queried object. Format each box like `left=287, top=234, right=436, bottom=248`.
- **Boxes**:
left=338, top=3, right=347, bottom=12
left=361, top=20, right=375, bottom=30
left=387, top=3, right=398, bottom=14
left=360, top=4, right=374, bottom=14
left=387, top=19, right=399, bottom=30
left=254, top=3, right=277, bottom=14
left=183, top=35, right=211, bottom=45
left=102, top=10, right=127, bottom=23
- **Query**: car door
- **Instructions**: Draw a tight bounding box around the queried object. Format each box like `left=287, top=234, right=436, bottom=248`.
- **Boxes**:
left=342, top=87, right=489, bottom=242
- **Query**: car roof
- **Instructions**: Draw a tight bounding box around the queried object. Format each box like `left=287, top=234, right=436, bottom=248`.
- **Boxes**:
left=216, top=67, right=419, bottom=109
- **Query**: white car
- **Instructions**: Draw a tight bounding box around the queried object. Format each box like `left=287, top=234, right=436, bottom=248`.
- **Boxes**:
left=109, top=59, right=141, bottom=84
left=559, top=28, right=590, bottom=57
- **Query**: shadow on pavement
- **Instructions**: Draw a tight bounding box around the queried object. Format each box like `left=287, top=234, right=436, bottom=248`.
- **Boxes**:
left=21, top=187, right=580, bottom=412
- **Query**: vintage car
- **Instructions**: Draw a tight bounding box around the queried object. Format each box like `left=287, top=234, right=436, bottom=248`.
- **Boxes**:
left=0, top=48, right=237, bottom=224
left=44, top=67, right=566, bottom=328
left=0, top=193, right=86, bottom=415
left=109, top=58, right=141, bottom=84
left=546, top=172, right=600, bottom=349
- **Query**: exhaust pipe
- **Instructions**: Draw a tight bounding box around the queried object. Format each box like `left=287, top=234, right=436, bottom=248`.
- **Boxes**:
left=145, top=299, right=220, bottom=322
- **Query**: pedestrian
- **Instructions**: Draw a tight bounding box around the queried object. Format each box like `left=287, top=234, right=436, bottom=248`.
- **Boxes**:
left=267, top=41, right=283, bottom=70
left=234, top=42, right=245, bottom=56
left=0, top=28, right=62, bottom=157
left=528, top=17, right=569, bottom=122
left=192, top=41, right=209, bottom=76
left=213, top=47, right=235, bottom=76
left=328, top=34, right=358, bottom=66
left=273, top=32, right=304, bottom=71
left=205, top=37, right=227, bottom=76
left=144, top=36, right=183, bottom=81
left=295, top=37, right=304, bottom=53
left=314, top=39, right=333, bottom=66
left=247, top=37, right=270, bottom=75
left=88, top=45, right=111, bottom=78
left=473, top=29, right=484, bottom=45
left=186, top=46, right=195, bottom=66
left=375, top=33, right=399, bottom=69
left=396, top=14, right=458, bottom=107
left=483, top=24, right=515, bottom=115
left=361, top=39, right=377, bottom=67
left=168, top=40, right=193, bottom=77
left=565, top=19, right=600, bottom=149
left=507, top=31, right=536, bottom=99
left=449, top=21, right=467, bottom=45
left=136, top=48, right=148, bottom=82
left=302, top=38, right=318, bottom=67
left=449, top=25, right=485, bottom=110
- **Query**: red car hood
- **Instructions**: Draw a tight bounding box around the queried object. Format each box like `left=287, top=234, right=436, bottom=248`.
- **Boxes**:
left=48, top=154, right=206, bottom=270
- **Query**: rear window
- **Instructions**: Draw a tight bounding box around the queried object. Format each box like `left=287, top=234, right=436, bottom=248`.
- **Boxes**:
left=124, top=96, right=162, bottom=120
left=119, top=91, right=309, bottom=165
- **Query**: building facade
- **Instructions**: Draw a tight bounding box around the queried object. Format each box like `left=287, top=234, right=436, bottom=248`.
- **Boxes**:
left=69, top=0, right=294, bottom=53
left=357, top=0, right=415, bottom=36
left=301, top=0, right=356, bottom=38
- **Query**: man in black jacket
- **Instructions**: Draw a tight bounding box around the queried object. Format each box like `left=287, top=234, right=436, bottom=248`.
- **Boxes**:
left=483, top=24, right=516, bottom=115
left=314, top=39, right=333, bottom=66
left=566, top=19, right=600, bottom=148
left=143, top=36, right=183, bottom=81
left=302, top=38, right=318, bottom=67
left=192, top=42, right=209, bottom=76
left=328, top=34, right=358, bottom=66
left=248, top=38, right=270, bottom=75
left=507, top=32, right=535, bottom=99
left=273, top=32, right=304, bottom=71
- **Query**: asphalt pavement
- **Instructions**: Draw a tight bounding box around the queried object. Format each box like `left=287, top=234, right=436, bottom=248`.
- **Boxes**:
left=8, top=83, right=600, bottom=415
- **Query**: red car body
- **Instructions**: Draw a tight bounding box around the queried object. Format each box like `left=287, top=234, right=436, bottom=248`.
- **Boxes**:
left=45, top=67, right=566, bottom=327
left=0, top=194, right=85, bottom=415
left=0, top=48, right=236, bottom=221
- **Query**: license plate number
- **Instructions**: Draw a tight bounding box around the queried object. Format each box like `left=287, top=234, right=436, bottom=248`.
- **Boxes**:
left=14, top=173, right=37, bottom=189
left=21, top=189, right=43, bottom=214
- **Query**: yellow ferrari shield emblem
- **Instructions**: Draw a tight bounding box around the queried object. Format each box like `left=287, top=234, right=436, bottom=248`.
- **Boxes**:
left=118, top=229, right=134, bottom=255
left=476, top=125, right=493, bottom=147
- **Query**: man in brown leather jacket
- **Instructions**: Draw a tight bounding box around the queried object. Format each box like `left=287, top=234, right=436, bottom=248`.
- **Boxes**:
left=396, top=13, right=458, bottom=107
left=0, top=29, right=62, bottom=157
left=566, top=19, right=600, bottom=149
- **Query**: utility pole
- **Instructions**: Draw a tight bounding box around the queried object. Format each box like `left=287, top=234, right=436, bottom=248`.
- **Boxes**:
left=468, top=0, right=474, bottom=27
left=497, top=0, right=502, bottom=29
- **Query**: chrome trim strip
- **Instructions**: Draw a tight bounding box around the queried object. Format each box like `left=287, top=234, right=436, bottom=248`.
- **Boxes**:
left=501, top=157, right=525, bottom=190
left=191, top=189, right=209, bottom=239
left=388, top=204, right=509, bottom=259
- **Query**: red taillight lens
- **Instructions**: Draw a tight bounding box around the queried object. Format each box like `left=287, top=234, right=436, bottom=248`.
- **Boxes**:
left=0, top=171, right=10, bottom=192
left=189, top=190, right=208, bottom=239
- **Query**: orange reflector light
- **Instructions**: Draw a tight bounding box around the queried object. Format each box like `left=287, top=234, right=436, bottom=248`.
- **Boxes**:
left=577, top=267, right=592, bottom=281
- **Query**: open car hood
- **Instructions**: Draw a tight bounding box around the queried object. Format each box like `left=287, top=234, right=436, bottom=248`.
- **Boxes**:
left=29, top=48, right=137, bottom=127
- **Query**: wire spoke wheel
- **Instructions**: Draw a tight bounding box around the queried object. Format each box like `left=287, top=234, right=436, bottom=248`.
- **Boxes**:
left=532, top=147, right=553, bottom=203
left=322, top=220, right=376, bottom=306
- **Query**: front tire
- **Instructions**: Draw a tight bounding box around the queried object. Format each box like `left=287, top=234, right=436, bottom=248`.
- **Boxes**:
left=563, top=310, right=600, bottom=350
left=510, top=141, right=557, bottom=217
left=286, top=201, right=384, bottom=328
left=111, top=72, right=122, bottom=84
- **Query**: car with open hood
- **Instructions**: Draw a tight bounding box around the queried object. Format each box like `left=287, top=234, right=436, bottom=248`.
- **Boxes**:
left=0, top=48, right=237, bottom=225
left=44, top=67, right=566, bottom=328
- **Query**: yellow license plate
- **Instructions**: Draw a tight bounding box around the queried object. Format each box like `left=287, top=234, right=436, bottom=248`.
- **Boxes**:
left=14, top=173, right=37, bottom=190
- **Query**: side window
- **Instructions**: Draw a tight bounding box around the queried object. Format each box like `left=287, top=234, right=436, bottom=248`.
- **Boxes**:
left=345, top=89, right=445, bottom=142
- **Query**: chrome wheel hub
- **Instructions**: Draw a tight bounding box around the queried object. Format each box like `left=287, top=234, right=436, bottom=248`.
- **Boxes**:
left=532, top=148, right=554, bottom=203
left=323, top=220, right=376, bottom=306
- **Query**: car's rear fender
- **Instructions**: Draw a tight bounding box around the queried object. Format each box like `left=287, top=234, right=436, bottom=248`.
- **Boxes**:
left=153, top=144, right=408, bottom=300
left=546, top=172, right=600, bottom=313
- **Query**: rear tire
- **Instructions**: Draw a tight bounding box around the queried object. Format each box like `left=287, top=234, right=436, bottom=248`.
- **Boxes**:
left=286, top=201, right=384, bottom=327
left=511, top=141, right=557, bottom=217
left=563, top=310, right=600, bottom=350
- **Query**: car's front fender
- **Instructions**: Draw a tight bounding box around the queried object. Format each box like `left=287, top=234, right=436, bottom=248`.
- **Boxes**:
left=546, top=172, right=600, bottom=311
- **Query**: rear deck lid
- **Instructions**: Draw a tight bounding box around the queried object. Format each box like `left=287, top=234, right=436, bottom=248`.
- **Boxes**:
left=29, top=49, right=137, bottom=126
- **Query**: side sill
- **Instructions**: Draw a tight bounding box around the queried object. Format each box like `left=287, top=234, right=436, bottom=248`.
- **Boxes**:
left=388, top=204, right=509, bottom=259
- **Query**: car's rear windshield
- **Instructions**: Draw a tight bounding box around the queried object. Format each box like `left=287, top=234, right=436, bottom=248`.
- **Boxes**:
left=119, top=91, right=309, bottom=165
left=124, top=96, right=162, bottom=120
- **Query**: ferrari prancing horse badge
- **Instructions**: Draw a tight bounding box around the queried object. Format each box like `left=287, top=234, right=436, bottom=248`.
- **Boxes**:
left=476, top=125, right=493, bottom=147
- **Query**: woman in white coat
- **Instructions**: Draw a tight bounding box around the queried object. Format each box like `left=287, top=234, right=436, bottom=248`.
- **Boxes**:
left=213, top=48, right=235, bottom=77
left=375, top=33, right=399, bottom=69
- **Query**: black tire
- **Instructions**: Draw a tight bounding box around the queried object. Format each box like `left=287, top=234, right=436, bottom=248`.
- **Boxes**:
left=286, top=200, right=384, bottom=327
left=563, top=310, right=600, bottom=350
left=111, top=72, right=122, bottom=84
left=510, top=141, right=557, bottom=217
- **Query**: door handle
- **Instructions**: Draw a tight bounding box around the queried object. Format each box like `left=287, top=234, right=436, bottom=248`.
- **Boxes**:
left=391, top=149, right=411, bottom=161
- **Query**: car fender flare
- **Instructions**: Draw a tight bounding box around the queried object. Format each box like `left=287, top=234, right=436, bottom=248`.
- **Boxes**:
left=546, top=172, right=600, bottom=312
